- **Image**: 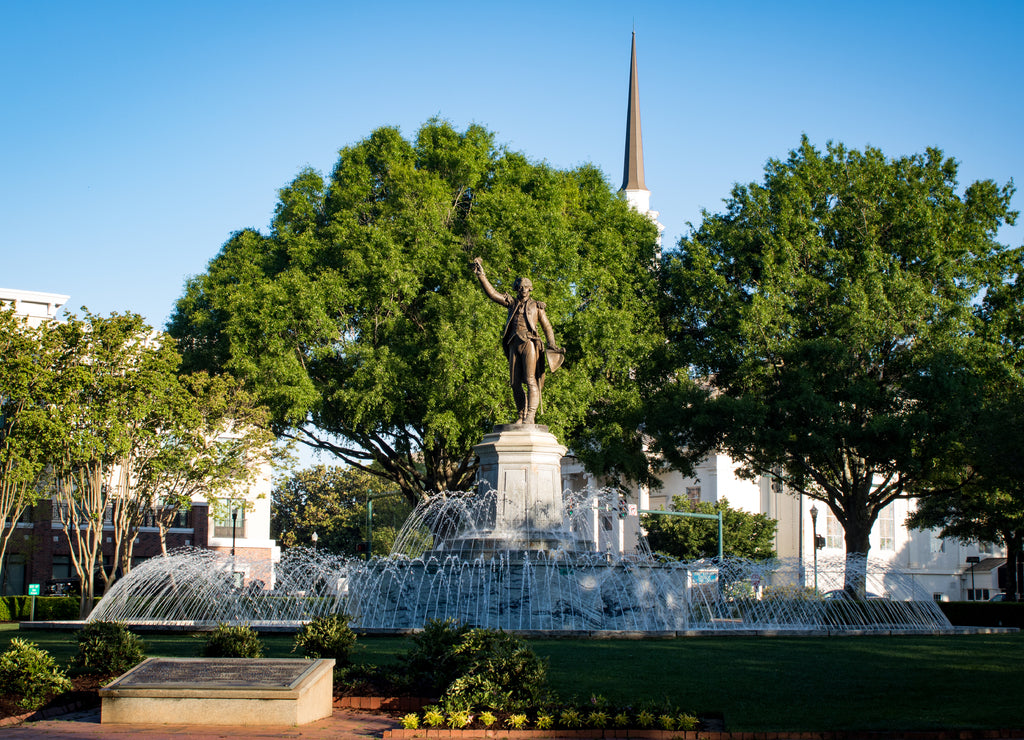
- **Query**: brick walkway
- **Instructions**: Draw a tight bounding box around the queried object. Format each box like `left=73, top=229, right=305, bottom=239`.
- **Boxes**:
left=5, top=708, right=1024, bottom=740
left=0, top=707, right=401, bottom=739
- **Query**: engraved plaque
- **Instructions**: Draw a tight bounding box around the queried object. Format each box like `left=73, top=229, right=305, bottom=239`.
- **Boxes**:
left=110, top=658, right=317, bottom=691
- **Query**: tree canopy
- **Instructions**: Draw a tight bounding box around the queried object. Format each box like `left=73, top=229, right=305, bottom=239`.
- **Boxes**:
left=0, top=308, right=53, bottom=582
left=648, top=137, right=1019, bottom=585
left=642, top=497, right=777, bottom=560
left=908, top=250, right=1024, bottom=600
left=170, top=119, right=663, bottom=504
left=271, top=464, right=411, bottom=556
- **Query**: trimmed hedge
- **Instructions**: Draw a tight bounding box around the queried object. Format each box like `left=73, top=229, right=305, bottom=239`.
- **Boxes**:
left=0, top=596, right=81, bottom=621
left=939, top=600, right=1024, bottom=628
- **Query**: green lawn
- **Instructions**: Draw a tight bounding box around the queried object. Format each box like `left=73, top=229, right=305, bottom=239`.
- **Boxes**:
left=4, top=624, right=1021, bottom=732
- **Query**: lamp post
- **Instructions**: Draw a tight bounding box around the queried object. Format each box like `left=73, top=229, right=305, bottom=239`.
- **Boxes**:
left=311, top=531, right=318, bottom=552
left=966, top=555, right=980, bottom=600
left=809, top=504, right=819, bottom=593
left=230, top=506, right=241, bottom=589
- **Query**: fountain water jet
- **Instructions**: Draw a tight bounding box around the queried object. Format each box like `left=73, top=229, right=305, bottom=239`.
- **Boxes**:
left=90, top=487, right=952, bottom=633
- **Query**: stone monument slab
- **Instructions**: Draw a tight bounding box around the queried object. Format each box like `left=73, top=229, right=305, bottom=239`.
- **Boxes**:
left=99, top=657, right=334, bottom=726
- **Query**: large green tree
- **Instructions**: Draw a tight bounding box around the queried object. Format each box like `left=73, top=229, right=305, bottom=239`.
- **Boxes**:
left=908, top=256, right=1024, bottom=601
left=649, top=138, right=1019, bottom=589
left=170, top=120, right=662, bottom=505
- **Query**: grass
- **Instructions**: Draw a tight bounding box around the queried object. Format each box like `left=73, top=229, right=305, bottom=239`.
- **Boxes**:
left=3, top=623, right=1022, bottom=732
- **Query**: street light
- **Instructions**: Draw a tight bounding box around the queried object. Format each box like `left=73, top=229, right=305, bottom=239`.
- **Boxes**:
left=809, top=504, right=819, bottom=593
left=966, top=556, right=980, bottom=600
left=311, top=531, right=318, bottom=552
left=231, top=507, right=238, bottom=557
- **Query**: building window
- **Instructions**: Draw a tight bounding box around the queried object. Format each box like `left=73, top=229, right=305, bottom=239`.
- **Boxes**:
left=52, top=555, right=72, bottom=580
left=878, top=504, right=895, bottom=551
left=685, top=487, right=701, bottom=508
left=825, top=509, right=843, bottom=549
left=978, top=541, right=995, bottom=556
left=1, top=554, right=27, bottom=595
left=967, top=588, right=990, bottom=602
left=213, top=501, right=247, bottom=539
left=13, top=506, right=34, bottom=525
left=140, top=505, right=192, bottom=530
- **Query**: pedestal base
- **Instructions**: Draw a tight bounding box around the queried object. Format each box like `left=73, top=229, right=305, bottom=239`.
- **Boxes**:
left=469, top=425, right=570, bottom=554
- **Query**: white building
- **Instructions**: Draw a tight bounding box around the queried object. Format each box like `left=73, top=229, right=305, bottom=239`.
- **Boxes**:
left=559, top=36, right=1008, bottom=602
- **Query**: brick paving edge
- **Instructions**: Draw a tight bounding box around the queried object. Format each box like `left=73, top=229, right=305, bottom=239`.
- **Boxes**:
left=382, top=730, right=1024, bottom=740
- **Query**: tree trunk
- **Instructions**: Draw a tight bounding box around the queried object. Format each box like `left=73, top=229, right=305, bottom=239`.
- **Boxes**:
left=843, top=519, right=873, bottom=597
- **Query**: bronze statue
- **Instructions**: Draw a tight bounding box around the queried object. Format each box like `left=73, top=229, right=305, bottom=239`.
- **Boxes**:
left=470, top=257, right=564, bottom=425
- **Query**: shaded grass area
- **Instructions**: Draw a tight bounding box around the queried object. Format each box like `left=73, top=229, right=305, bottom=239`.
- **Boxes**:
left=534, top=634, right=1024, bottom=732
left=4, top=624, right=1022, bottom=732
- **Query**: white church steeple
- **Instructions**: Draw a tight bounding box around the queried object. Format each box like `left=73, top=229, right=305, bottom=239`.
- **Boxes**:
left=620, top=31, right=664, bottom=246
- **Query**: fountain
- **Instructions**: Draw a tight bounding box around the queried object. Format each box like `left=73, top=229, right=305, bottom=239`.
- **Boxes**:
left=90, top=484, right=952, bottom=633
left=90, top=260, right=953, bottom=634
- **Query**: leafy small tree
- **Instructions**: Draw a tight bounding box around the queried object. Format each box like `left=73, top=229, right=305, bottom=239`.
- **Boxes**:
left=0, top=308, right=52, bottom=584
left=128, top=371, right=276, bottom=556
left=650, top=137, right=1018, bottom=590
left=271, top=465, right=411, bottom=555
left=44, top=311, right=186, bottom=616
left=642, top=497, right=777, bottom=560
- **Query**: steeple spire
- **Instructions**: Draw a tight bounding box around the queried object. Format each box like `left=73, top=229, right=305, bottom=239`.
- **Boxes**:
left=619, top=31, right=663, bottom=248
left=621, top=31, right=646, bottom=193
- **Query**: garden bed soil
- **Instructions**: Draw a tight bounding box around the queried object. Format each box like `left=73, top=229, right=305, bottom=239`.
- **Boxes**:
left=0, top=674, right=104, bottom=726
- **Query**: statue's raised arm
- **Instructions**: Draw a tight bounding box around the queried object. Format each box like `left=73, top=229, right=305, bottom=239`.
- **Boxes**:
left=470, top=257, right=563, bottom=425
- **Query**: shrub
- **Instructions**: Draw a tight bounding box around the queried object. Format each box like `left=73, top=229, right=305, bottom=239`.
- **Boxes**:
left=292, top=614, right=356, bottom=666
left=35, top=597, right=81, bottom=621
left=0, top=597, right=11, bottom=621
left=400, top=617, right=471, bottom=695
left=74, top=621, right=146, bottom=676
left=400, top=713, right=420, bottom=729
left=506, top=713, right=528, bottom=729
left=423, top=707, right=445, bottom=727
left=535, top=713, right=554, bottom=730
left=478, top=711, right=497, bottom=727
left=446, top=709, right=472, bottom=728
left=0, top=638, right=72, bottom=710
left=676, top=712, right=699, bottom=730
left=202, top=623, right=264, bottom=658
left=440, top=628, right=551, bottom=712
left=559, top=708, right=583, bottom=728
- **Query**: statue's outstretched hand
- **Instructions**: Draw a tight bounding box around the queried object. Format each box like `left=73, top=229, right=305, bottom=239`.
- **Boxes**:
left=470, top=257, right=484, bottom=275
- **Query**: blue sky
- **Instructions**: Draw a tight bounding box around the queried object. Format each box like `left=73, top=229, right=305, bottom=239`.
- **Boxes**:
left=3, top=0, right=1022, bottom=329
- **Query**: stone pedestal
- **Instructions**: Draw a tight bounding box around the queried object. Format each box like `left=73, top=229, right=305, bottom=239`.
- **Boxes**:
left=463, top=424, right=570, bottom=554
